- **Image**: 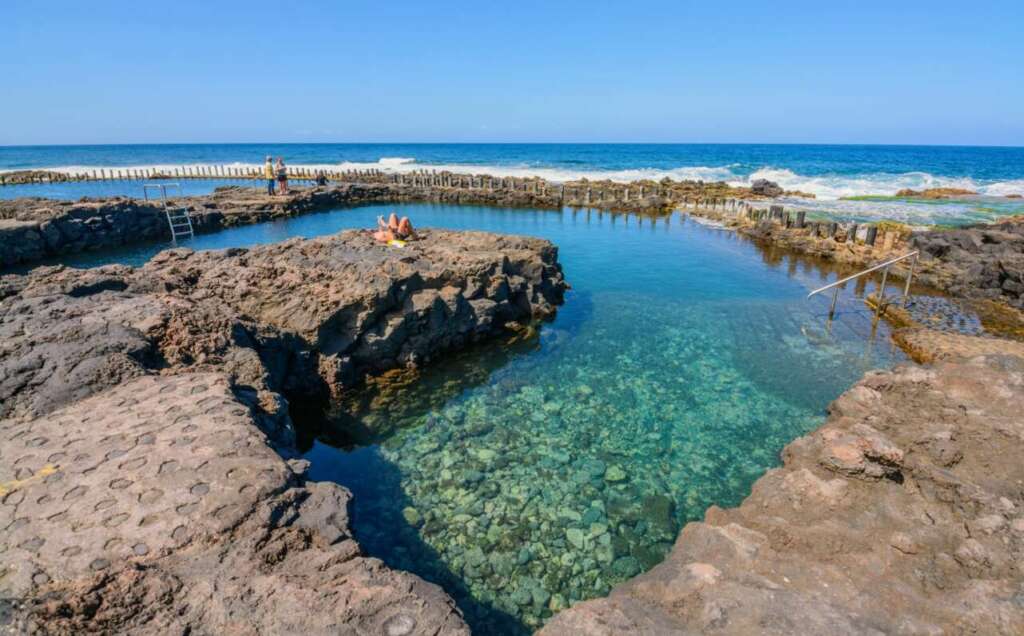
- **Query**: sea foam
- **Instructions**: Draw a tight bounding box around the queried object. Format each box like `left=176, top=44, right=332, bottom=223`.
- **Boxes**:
left=6, top=160, right=1023, bottom=200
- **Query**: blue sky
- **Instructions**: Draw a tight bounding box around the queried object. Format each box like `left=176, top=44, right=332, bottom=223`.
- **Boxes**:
left=3, top=0, right=1022, bottom=146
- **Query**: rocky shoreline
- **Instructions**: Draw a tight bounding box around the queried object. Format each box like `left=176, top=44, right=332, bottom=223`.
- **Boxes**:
left=0, top=229, right=567, bottom=633
left=535, top=214, right=1024, bottom=634
left=540, top=341, right=1024, bottom=634
left=689, top=205, right=1024, bottom=312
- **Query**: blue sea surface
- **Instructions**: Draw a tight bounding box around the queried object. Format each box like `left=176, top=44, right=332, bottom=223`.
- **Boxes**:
left=3, top=143, right=1023, bottom=225
left=24, top=201, right=908, bottom=633
left=3, top=142, right=1024, bottom=183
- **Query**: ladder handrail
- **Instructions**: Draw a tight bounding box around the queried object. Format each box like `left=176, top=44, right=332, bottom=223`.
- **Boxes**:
left=142, top=182, right=184, bottom=202
left=143, top=183, right=193, bottom=242
left=806, top=250, right=919, bottom=321
left=807, top=250, right=919, bottom=299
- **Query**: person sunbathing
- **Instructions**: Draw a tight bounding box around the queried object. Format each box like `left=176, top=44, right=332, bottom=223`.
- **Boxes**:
left=396, top=216, right=415, bottom=238
left=374, top=213, right=415, bottom=242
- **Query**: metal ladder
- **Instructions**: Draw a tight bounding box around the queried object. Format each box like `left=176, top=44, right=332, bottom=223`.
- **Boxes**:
left=143, top=183, right=194, bottom=242
left=807, top=250, right=920, bottom=320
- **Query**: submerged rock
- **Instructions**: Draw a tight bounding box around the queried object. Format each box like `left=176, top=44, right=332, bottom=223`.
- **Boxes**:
left=603, top=465, right=628, bottom=483
left=541, top=353, right=1024, bottom=634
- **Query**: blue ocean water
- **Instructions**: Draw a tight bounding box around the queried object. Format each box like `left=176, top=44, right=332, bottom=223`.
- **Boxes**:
left=20, top=201, right=908, bottom=632
left=3, top=143, right=1023, bottom=225
left=3, top=142, right=1024, bottom=185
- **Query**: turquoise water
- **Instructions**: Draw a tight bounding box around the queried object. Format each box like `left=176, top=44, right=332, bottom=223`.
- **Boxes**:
left=21, top=202, right=907, bottom=633
left=3, top=143, right=1024, bottom=225
left=0, top=178, right=273, bottom=201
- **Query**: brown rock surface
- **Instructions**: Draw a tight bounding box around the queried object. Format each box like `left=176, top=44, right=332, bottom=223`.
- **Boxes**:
left=541, top=354, right=1024, bottom=635
left=894, top=327, right=1024, bottom=363
left=1, top=230, right=566, bottom=430
left=895, top=187, right=977, bottom=199
left=1, top=373, right=468, bottom=635
left=0, top=228, right=567, bottom=633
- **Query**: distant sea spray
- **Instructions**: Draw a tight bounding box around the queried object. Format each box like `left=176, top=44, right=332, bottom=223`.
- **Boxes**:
left=2, top=143, right=1023, bottom=225
left=16, top=159, right=1023, bottom=200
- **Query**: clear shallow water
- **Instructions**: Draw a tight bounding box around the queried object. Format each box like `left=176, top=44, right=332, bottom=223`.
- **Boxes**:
left=2, top=143, right=1024, bottom=225
left=19, top=202, right=907, bottom=633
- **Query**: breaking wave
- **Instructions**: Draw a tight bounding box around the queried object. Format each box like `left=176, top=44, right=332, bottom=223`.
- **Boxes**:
left=6, top=161, right=1023, bottom=200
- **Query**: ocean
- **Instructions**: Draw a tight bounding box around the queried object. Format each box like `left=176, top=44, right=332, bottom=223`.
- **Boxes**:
left=2, top=143, right=1023, bottom=226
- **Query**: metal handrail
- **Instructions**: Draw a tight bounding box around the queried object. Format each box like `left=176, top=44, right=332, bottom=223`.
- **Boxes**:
left=807, top=250, right=919, bottom=319
left=142, top=183, right=193, bottom=242
left=142, top=182, right=183, bottom=201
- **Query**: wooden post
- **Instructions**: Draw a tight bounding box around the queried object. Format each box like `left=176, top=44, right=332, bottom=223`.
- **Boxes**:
left=848, top=223, right=859, bottom=243
left=865, top=225, right=878, bottom=246
left=795, top=211, right=806, bottom=228
left=882, top=231, right=896, bottom=251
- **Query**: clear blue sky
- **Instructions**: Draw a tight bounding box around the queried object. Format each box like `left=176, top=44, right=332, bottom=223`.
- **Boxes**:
left=3, top=0, right=1022, bottom=146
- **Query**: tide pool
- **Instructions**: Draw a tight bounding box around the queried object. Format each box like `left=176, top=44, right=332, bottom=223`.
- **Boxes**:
left=23, top=202, right=907, bottom=633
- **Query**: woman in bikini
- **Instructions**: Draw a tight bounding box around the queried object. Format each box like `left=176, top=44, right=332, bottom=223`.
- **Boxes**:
left=374, top=212, right=415, bottom=242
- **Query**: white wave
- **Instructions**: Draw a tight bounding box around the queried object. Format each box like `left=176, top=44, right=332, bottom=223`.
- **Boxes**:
left=726, top=168, right=991, bottom=200
left=982, top=179, right=1024, bottom=197
left=8, top=161, right=741, bottom=185
left=377, top=157, right=416, bottom=166
left=5, top=160, right=1023, bottom=199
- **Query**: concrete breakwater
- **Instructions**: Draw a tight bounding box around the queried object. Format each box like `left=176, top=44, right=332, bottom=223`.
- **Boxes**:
left=0, top=229, right=567, bottom=633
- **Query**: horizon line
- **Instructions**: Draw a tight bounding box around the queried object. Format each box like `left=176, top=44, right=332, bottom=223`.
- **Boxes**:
left=3, top=141, right=1024, bottom=150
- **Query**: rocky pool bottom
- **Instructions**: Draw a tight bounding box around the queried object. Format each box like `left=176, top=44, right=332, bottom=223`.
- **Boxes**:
left=304, top=292, right=902, bottom=633
left=251, top=204, right=912, bottom=633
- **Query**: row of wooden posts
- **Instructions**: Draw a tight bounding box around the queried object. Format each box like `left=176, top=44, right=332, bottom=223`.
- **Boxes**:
left=0, top=165, right=733, bottom=204
left=0, top=166, right=390, bottom=185
left=1, top=166, right=727, bottom=200
left=0, top=166, right=896, bottom=248
left=737, top=203, right=895, bottom=248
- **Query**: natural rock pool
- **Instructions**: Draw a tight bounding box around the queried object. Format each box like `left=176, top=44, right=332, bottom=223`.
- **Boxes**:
left=39, top=202, right=906, bottom=634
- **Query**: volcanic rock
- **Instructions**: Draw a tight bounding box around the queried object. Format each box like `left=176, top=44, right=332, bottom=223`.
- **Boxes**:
left=0, top=228, right=567, bottom=633
left=750, top=179, right=783, bottom=197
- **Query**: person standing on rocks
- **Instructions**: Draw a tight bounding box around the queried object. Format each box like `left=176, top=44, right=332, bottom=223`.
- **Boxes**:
left=264, top=156, right=276, bottom=196
left=276, top=157, right=289, bottom=195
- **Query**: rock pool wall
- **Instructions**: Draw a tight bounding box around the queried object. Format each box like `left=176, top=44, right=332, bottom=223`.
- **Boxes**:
left=1, top=176, right=776, bottom=268
left=0, top=229, right=567, bottom=632
left=541, top=345, right=1024, bottom=635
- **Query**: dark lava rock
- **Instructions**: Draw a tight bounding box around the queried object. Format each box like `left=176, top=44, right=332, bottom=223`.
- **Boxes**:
left=750, top=179, right=784, bottom=197
left=0, top=228, right=570, bottom=634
